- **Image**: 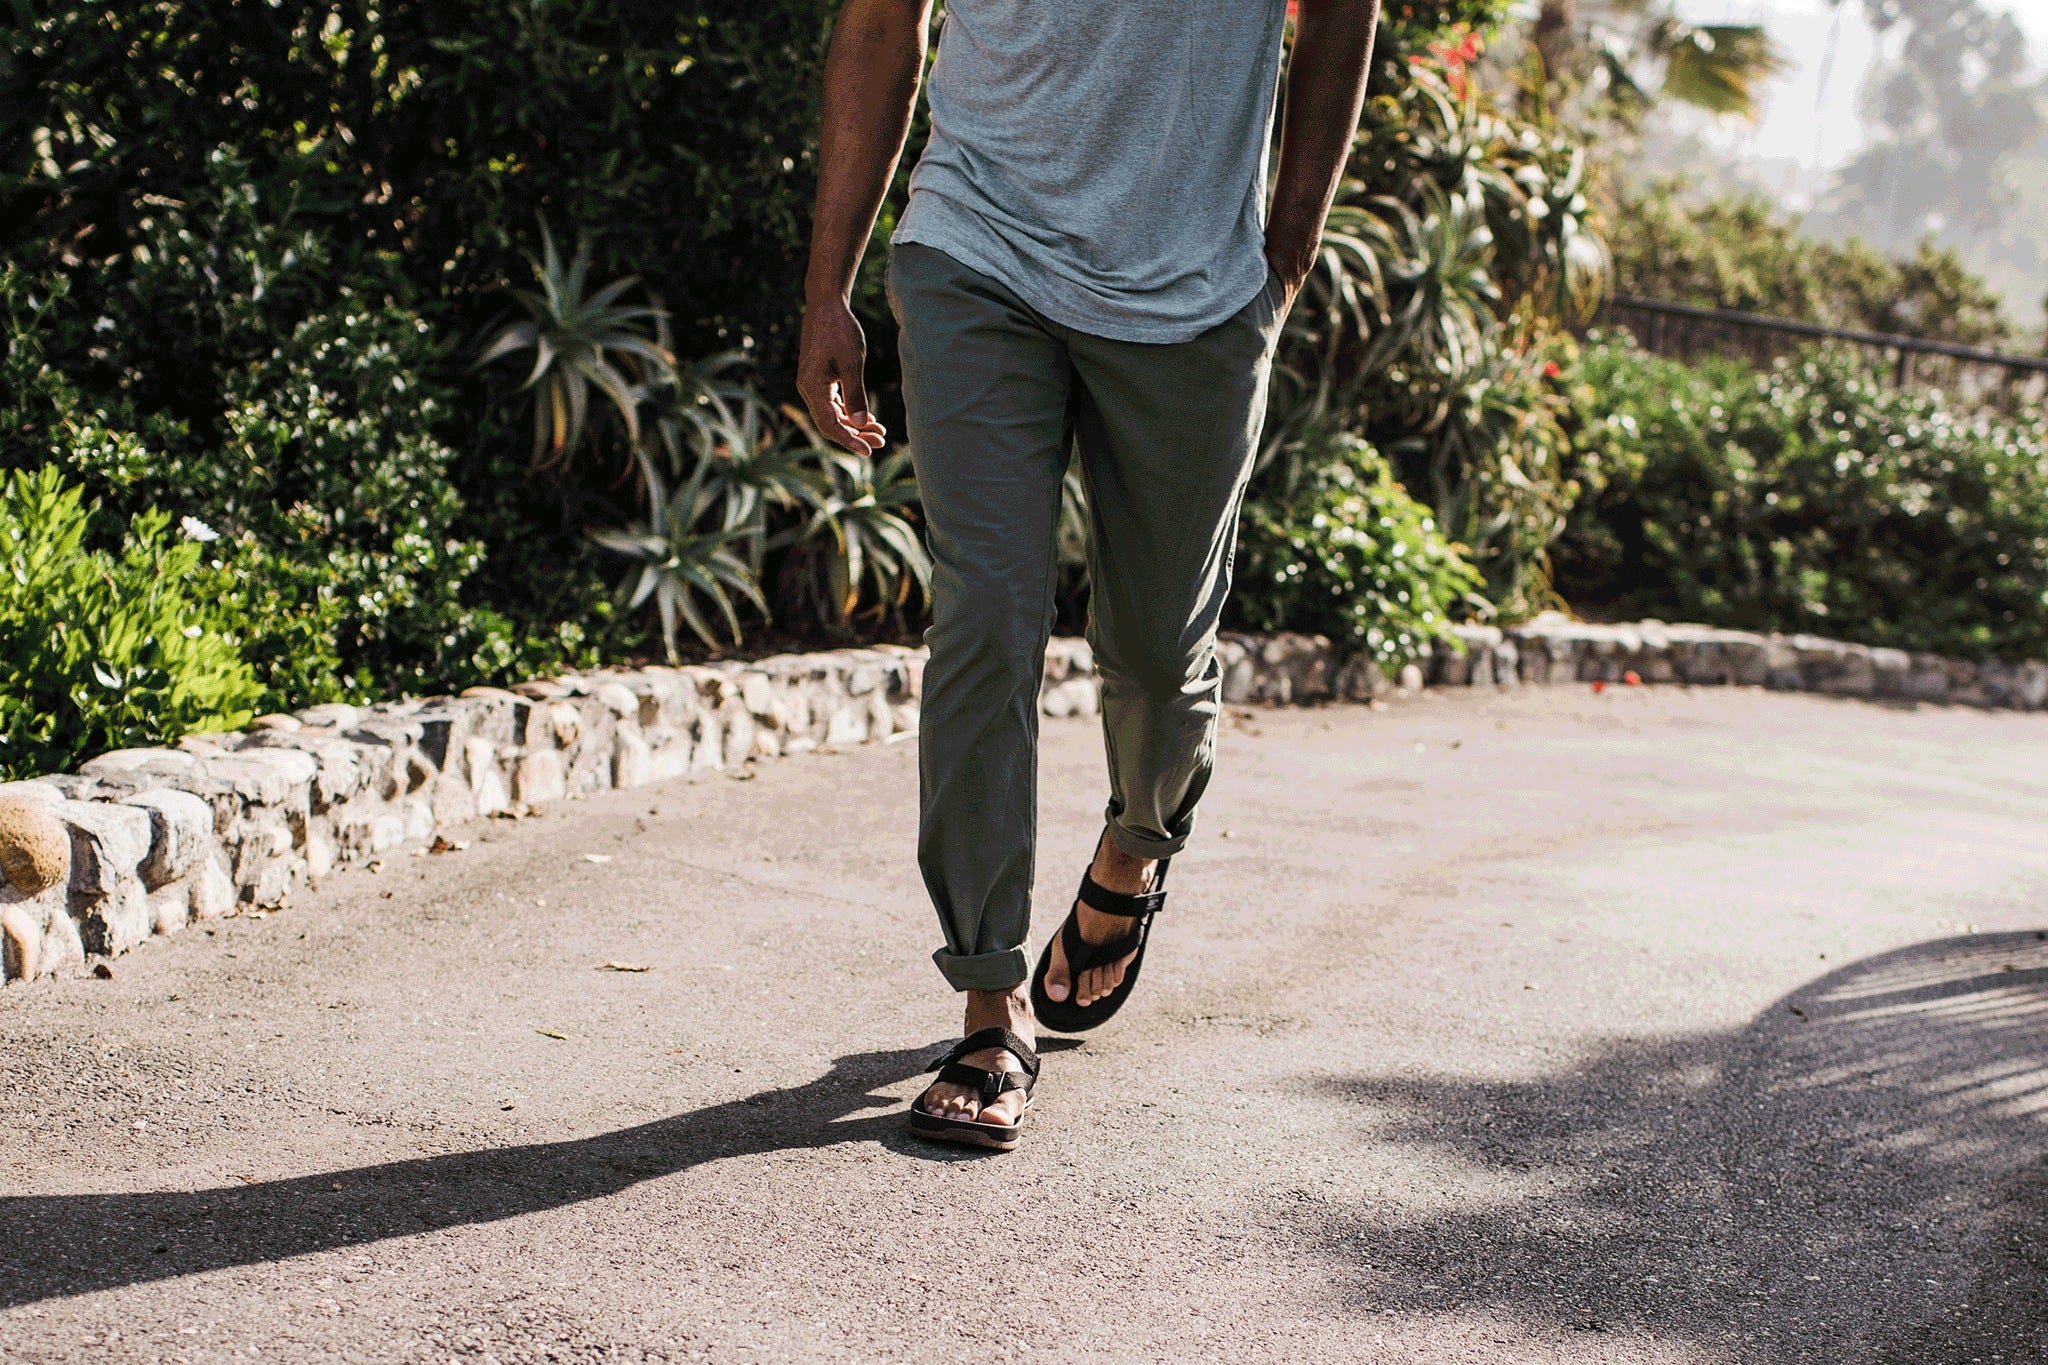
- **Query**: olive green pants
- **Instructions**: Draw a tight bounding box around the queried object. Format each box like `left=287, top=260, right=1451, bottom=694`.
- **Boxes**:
left=889, top=242, right=1285, bottom=992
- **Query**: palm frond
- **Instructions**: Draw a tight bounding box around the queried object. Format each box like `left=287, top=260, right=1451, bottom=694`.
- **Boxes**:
left=1654, top=23, right=1783, bottom=120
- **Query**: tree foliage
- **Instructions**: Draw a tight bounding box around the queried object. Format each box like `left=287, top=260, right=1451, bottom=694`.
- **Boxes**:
left=1524, top=0, right=1784, bottom=123
left=1609, top=180, right=2014, bottom=347
left=2, top=0, right=853, bottom=376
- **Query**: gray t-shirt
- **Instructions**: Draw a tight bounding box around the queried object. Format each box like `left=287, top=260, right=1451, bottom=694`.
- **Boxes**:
left=893, top=0, right=1289, bottom=345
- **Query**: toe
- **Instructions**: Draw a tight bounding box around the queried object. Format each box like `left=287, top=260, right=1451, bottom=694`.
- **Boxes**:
left=1092, top=964, right=1116, bottom=1004
left=1044, top=940, right=1070, bottom=1003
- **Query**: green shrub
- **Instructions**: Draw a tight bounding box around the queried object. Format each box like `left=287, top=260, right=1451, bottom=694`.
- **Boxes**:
left=0, top=182, right=613, bottom=713
left=1556, top=338, right=2048, bottom=661
left=1233, top=434, right=1485, bottom=673
left=0, top=468, right=261, bottom=779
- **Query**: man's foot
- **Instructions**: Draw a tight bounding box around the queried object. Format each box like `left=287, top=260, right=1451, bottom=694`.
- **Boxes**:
left=1042, top=832, right=1157, bottom=1008
left=916, top=985, right=1035, bottom=1126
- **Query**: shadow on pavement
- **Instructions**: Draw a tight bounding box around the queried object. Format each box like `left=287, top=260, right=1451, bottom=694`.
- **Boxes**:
left=0, top=1043, right=967, bottom=1309
left=1307, top=931, right=2048, bottom=1362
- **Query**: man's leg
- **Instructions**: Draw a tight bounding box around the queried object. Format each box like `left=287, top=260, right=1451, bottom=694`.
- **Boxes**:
left=890, top=243, right=1072, bottom=1114
left=1042, top=271, right=1285, bottom=1007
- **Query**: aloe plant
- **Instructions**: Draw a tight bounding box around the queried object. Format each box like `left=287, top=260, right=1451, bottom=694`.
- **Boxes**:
left=783, top=431, right=933, bottom=630
left=588, top=460, right=766, bottom=660
left=475, top=221, right=675, bottom=475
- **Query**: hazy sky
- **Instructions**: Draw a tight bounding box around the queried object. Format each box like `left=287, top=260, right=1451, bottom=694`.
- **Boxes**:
left=1667, top=0, right=2048, bottom=182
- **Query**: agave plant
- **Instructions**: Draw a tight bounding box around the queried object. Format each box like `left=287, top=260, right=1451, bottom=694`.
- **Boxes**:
left=1262, top=202, right=1396, bottom=479
left=474, top=220, right=674, bottom=476
left=782, top=429, right=933, bottom=630
left=1362, top=186, right=1502, bottom=393
left=588, top=459, right=766, bottom=661
left=646, top=376, right=830, bottom=572
left=648, top=346, right=758, bottom=471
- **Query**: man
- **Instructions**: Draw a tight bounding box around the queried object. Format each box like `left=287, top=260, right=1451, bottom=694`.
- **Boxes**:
left=798, top=0, right=1382, bottom=1150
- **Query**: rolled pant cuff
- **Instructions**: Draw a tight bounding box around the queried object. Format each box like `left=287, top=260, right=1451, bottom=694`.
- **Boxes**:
left=933, top=943, right=1033, bottom=992
left=1104, top=814, right=1190, bottom=862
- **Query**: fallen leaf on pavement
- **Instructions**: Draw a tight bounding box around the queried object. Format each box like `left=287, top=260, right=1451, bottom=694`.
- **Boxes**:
left=598, top=961, right=650, bottom=973
left=536, top=1029, right=568, bottom=1040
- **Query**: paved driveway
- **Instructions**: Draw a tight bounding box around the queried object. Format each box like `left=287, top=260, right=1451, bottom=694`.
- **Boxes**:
left=4, top=686, right=2046, bottom=1362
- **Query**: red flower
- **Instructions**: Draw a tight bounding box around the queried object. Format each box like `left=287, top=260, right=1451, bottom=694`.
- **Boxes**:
left=1623, top=670, right=1643, bottom=686
left=1591, top=680, right=1607, bottom=694
left=1544, top=361, right=1563, bottom=380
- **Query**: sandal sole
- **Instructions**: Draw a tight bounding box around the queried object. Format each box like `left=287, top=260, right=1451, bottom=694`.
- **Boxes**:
left=907, top=1118, right=1020, bottom=1151
left=906, top=1094, right=1033, bottom=1152
left=1030, top=922, right=1150, bottom=1034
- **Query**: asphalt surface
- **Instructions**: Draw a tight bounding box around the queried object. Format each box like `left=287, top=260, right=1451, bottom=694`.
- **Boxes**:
left=4, top=685, right=2048, bottom=1363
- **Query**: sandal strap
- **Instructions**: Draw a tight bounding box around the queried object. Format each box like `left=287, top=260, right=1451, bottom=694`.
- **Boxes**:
left=1061, top=907, right=1144, bottom=979
left=927, top=1026, right=1041, bottom=1077
left=1075, top=856, right=1170, bottom=919
left=933, top=1061, right=1032, bottom=1099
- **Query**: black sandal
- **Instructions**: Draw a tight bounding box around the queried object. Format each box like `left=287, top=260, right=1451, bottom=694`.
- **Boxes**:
left=907, top=1027, right=1040, bottom=1151
left=1029, top=852, right=1170, bottom=1034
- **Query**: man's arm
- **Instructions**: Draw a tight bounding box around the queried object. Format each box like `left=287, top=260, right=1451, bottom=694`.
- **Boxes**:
left=797, top=0, right=932, bottom=454
left=1266, top=0, right=1383, bottom=304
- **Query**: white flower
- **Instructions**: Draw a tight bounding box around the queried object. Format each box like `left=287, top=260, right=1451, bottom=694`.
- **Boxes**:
left=179, top=515, right=220, bottom=543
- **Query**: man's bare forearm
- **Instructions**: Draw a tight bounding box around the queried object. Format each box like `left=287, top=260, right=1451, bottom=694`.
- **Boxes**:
left=797, top=0, right=929, bottom=450
left=1267, top=0, right=1382, bottom=288
left=804, top=0, right=931, bottom=307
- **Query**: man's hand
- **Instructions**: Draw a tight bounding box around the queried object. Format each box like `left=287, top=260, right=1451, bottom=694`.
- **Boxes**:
left=798, top=299, right=888, bottom=454
left=1264, top=239, right=1318, bottom=319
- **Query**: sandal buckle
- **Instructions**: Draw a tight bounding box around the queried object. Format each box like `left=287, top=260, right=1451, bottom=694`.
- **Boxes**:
left=978, top=1071, right=1003, bottom=1099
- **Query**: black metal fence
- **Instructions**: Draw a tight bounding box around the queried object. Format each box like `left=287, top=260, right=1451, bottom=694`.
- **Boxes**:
left=1597, top=295, right=2048, bottom=412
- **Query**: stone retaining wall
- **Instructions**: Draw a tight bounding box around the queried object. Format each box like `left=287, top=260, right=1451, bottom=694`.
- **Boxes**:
left=3, top=618, right=2044, bottom=984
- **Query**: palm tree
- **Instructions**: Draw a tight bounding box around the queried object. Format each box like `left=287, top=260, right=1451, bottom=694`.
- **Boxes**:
left=1531, top=0, right=1784, bottom=121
